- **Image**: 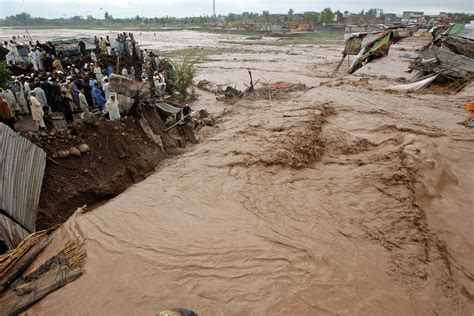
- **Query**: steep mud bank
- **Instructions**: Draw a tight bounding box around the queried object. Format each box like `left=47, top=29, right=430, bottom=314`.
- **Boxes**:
left=24, top=106, right=179, bottom=230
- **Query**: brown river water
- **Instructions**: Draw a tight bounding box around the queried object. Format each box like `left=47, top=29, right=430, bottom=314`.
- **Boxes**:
left=4, top=29, right=471, bottom=315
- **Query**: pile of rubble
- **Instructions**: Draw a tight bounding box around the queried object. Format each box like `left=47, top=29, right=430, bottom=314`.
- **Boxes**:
left=23, top=122, right=91, bottom=158
left=408, top=24, right=474, bottom=88
left=256, top=81, right=307, bottom=100
left=198, top=78, right=307, bottom=102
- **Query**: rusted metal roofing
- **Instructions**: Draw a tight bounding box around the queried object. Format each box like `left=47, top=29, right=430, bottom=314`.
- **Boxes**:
left=0, top=124, right=46, bottom=241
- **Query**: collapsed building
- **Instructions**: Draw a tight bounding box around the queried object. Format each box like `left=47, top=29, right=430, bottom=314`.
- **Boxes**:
left=331, top=22, right=419, bottom=76
left=409, top=24, right=474, bottom=81
left=387, top=23, right=474, bottom=92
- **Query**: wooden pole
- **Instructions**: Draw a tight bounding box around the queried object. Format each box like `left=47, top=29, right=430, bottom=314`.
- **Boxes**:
left=248, top=70, right=254, bottom=91
left=332, top=54, right=346, bottom=77
left=116, top=55, right=120, bottom=73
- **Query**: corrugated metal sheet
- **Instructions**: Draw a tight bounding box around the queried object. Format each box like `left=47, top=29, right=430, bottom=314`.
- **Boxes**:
left=0, top=213, right=29, bottom=249
left=0, top=123, right=46, bottom=237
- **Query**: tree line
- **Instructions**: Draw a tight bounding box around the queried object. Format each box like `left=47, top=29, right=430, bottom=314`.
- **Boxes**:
left=0, top=8, right=335, bottom=27
left=1, top=10, right=473, bottom=27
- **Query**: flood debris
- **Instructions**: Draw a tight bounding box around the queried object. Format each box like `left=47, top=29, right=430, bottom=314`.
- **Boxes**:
left=201, top=70, right=257, bottom=102
left=0, top=230, right=86, bottom=316
left=257, top=81, right=307, bottom=100
left=200, top=71, right=306, bottom=102
left=386, top=74, right=438, bottom=92
left=463, top=102, right=474, bottom=128
left=197, top=79, right=224, bottom=94
left=408, top=23, right=474, bottom=90
left=333, top=30, right=394, bottom=76
left=157, top=102, right=198, bottom=144
left=158, top=308, right=198, bottom=316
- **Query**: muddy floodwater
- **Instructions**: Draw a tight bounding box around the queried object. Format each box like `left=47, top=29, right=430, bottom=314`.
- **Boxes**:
left=8, top=29, right=472, bottom=315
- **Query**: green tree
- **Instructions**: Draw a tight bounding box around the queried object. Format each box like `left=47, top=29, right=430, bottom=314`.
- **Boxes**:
left=320, top=8, right=334, bottom=24
left=288, top=8, right=294, bottom=21
left=225, top=13, right=236, bottom=22
left=71, top=15, right=83, bottom=23
left=262, top=10, right=270, bottom=23
left=304, top=12, right=318, bottom=25
left=343, top=10, right=349, bottom=17
left=14, top=12, right=31, bottom=23
left=367, top=8, right=377, bottom=17
left=0, top=62, right=12, bottom=89
left=104, top=11, right=113, bottom=20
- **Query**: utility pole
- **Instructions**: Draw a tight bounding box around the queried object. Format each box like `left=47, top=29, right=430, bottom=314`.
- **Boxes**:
left=213, top=0, right=216, bottom=18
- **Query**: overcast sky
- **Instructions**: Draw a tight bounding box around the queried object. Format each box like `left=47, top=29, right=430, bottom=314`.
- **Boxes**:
left=1, top=0, right=472, bottom=18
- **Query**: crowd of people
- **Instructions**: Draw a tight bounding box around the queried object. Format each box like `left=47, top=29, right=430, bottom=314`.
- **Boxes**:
left=0, top=69, right=121, bottom=132
left=0, top=31, right=172, bottom=132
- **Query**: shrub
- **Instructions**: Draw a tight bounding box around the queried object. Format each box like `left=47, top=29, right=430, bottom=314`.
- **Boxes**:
left=0, top=62, right=12, bottom=89
left=167, top=51, right=203, bottom=102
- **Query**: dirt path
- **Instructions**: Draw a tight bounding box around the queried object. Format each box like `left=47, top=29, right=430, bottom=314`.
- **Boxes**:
left=28, top=31, right=473, bottom=315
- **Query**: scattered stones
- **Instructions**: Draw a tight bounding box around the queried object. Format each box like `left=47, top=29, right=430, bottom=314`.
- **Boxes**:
left=69, top=147, right=81, bottom=157
left=78, top=144, right=90, bottom=153
left=57, top=149, right=70, bottom=158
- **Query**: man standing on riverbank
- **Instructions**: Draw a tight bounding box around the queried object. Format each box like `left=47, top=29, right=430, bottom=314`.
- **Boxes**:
left=0, top=93, right=16, bottom=131
left=29, top=91, right=45, bottom=130
left=79, top=87, right=91, bottom=119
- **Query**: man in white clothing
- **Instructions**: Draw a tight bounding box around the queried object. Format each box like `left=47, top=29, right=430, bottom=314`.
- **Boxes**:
left=33, top=85, right=48, bottom=107
left=103, top=78, right=110, bottom=100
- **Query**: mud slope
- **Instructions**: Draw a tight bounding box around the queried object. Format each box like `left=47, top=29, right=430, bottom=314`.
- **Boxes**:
left=27, top=31, right=473, bottom=315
